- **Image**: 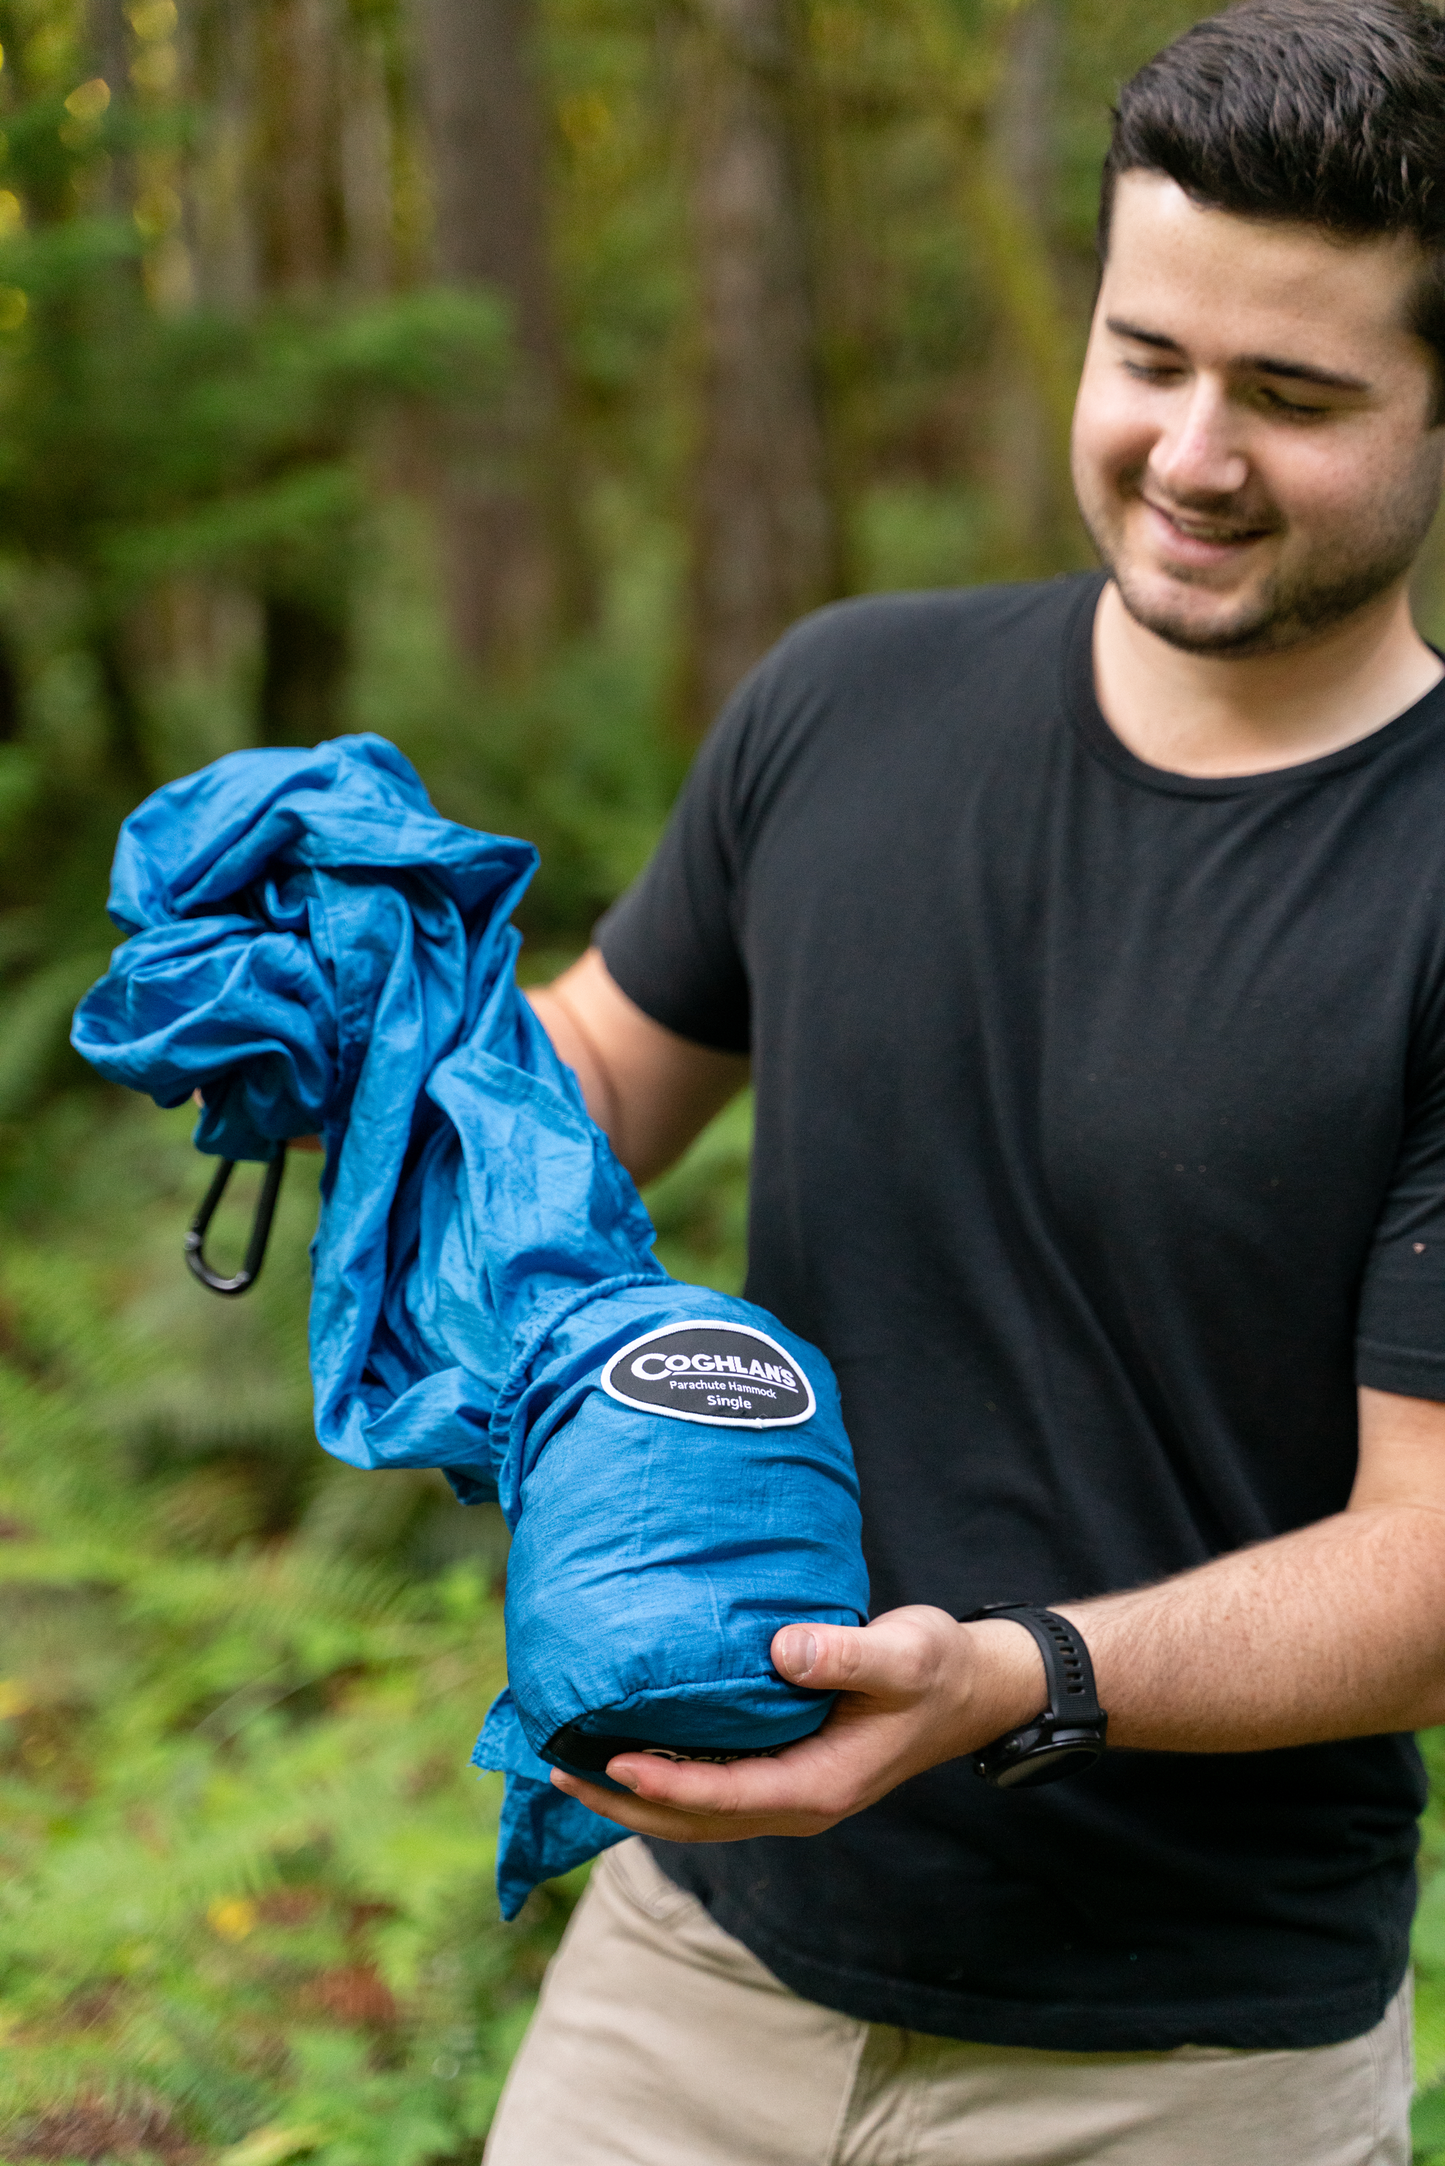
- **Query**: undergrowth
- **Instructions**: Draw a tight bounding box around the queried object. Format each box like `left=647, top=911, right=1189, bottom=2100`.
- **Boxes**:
left=0, top=1082, right=749, bottom=2163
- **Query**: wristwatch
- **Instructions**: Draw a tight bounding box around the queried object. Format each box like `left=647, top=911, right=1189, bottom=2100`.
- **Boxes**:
left=960, top=1603, right=1108, bottom=1789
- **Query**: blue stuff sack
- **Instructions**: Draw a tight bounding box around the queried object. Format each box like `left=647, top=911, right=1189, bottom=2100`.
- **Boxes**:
left=71, top=735, right=869, bottom=1918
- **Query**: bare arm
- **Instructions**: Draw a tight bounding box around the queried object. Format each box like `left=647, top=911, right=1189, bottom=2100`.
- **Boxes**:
left=1056, top=1383, right=1445, bottom=1749
left=551, top=1383, right=1445, bottom=1841
left=526, top=947, right=750, bottom=1186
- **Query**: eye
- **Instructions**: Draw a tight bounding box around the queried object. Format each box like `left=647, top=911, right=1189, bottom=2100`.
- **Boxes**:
left=1122, top=358, right=1181, bottom=383
left=1256, top=385, right=1331, bottom=419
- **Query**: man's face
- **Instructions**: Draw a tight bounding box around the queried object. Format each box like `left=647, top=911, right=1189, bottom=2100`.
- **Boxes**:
left=1072, top=172, right=1445, bottom=657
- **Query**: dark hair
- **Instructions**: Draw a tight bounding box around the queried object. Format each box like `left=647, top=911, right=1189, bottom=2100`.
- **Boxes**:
left=1100, top=0, right=1445, bottom=411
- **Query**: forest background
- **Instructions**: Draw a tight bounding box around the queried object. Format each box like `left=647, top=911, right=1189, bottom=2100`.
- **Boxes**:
left=5, top=0, right=1445, bottom=2159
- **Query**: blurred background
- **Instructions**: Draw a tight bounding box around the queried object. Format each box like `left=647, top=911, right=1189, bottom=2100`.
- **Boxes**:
left=4, top=0, right=1445, bottom=2157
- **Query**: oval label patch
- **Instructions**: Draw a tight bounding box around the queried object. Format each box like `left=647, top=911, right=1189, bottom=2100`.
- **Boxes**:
left=601, top=1320, right=817, bottom=1429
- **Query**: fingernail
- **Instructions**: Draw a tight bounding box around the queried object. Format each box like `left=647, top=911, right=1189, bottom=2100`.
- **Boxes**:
left=780, top=1629, right=818, bottom=1679
left=551, top=1770, right=576, bottom=1793
left=608, top=1764, right=639, bottom=1792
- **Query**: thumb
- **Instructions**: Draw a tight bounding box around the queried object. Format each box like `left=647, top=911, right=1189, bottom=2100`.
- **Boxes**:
left=773, top=1620, right=873, bottom=1690
left=774, top=1607, right=956, bottom=1698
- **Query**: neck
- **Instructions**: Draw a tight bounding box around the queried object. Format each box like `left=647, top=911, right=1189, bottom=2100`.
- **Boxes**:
left=1092, top=580, right=1444, bottom=778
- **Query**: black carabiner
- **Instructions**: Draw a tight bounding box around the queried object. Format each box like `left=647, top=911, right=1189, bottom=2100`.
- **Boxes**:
left=184, top=1145, right=288, bottom=1297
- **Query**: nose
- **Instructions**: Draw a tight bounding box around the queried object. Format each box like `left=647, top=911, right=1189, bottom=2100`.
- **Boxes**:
left=1147, top=377, right=1249, bottom=502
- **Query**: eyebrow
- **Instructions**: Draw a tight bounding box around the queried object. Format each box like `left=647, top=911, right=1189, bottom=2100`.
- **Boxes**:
left=1104, top=317, right=1371, bottom=393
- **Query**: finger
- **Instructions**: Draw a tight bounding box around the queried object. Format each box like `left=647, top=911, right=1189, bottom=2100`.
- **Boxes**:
left=558, top=1734, right=838, bottom=1816
left=597, top=1741, right=831, bottom=1810
left=552, top=1768, right=740, bottom=1839
left=549, top=1768, right=659, bottom=1832
left=771, top=1611, right=941, bottom=1699
left=549, top=1768, right=835, bottom=1845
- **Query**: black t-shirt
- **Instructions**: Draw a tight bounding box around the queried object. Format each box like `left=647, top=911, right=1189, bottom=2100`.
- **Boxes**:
left=595, top=571, right=1445, bottom=2052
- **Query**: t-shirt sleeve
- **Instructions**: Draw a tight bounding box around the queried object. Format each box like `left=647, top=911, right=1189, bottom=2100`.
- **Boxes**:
left=1356, top=1053, right=1445, bottom=1400
left=594, top=678, right=758, bottom=1055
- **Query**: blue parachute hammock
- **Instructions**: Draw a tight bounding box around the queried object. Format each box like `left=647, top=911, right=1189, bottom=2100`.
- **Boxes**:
left=71, top=735, right=868, bottom=1917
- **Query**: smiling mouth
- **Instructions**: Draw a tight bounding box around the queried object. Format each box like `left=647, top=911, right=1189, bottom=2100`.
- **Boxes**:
left=1142, top=499, right=1276, bottom=547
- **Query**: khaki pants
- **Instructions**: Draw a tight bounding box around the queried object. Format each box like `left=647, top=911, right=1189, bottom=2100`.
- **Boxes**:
left=485, top=1838, right=1412, bottom=2166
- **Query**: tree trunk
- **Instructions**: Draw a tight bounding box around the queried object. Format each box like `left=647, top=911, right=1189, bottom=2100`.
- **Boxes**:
left=984, top=0, right=1071, bottom=577
left=189, top=0, right=261, bottom=311
left=248, top=0, right=350, bottom=740
left=0, top=627, right=21, bottom=743
left=340, top=22, right=394, bottom=293
left=681, top=0, right=840, bottom=732
left=87, top=0, right=129, bottom=211
left=255, top=0, right=342, bottom=294
left=259, top=595, right=349, bottom=744
left=88, top=0, right=128, bottom=96
left=84, top=0, right=151, bottom=785
left=413, top=0, right=585, bottom=668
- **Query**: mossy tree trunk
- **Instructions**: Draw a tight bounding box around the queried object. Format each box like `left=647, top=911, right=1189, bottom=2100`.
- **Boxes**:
left=413, top=0, right=588, bottom=671
left=253, top=0, right=350, bottom=742
left=983, top=0, right=1080, bottom=577
left=680, top=0, right=841, bottom=733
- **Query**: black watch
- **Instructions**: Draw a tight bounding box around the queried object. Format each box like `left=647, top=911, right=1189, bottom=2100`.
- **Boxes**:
left=961, top=1604, right=1108, bottom=1789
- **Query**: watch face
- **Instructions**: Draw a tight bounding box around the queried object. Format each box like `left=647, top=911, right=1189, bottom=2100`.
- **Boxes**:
left=993, top=1740, right=1103, bottom=1790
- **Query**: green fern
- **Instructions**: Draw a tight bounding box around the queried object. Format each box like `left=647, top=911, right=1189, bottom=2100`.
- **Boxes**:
left=0, top=1086, right=747, bottom=2160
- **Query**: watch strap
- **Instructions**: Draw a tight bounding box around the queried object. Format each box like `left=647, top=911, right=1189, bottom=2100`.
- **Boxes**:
left=964, top=1603, right=1103, bottom=1724
left=960, top=1603, right=1108, bottom=1789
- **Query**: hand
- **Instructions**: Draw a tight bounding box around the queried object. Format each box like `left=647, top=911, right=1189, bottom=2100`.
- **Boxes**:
left=549, top=1605, right=1047, bottom=1844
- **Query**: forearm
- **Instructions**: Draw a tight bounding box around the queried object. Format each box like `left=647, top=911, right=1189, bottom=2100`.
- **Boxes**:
left=526, top=949, right=749, bottom=1185
left=526, top=978, right=623, bottom=1139
left=1056, top=1501, right=1445, bottom=1752
left=553, top=1388, right=1445, bottom=1843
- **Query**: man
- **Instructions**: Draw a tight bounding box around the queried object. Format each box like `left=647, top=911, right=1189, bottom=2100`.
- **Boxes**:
left=487, top=5, right=1445, bottom=2159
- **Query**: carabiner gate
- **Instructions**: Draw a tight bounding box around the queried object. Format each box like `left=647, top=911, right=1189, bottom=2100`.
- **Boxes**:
left=184, top=1145, right=288, bottom=1297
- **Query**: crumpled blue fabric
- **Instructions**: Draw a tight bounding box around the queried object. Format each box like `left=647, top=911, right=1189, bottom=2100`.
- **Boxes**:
left=71, top=735, right=869, bottom=1917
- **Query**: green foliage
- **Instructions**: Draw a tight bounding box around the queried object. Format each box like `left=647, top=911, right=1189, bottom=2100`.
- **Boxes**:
left=349, top=540, right=685, bottom=945
left=0, top=1085, right=749, bottom=2160
left=0, top=265, right=509, bottom=598
left=646, top=1092, right=752, bottom=1294
left=0, top=7, right=516, bottom=1124
left=1413, top=1733, right=1445, bottom=2162
left=4, top=0, right=1445, bottom=2149
left=0, top=251, right=510, bottom=1109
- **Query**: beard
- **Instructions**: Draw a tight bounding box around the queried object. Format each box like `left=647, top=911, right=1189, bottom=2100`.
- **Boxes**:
left=1078, top=461, right=1443, bottom=660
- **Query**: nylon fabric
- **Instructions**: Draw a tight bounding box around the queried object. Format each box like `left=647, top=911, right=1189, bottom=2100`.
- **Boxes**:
left=71, top=735, right=868, bottom=1918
